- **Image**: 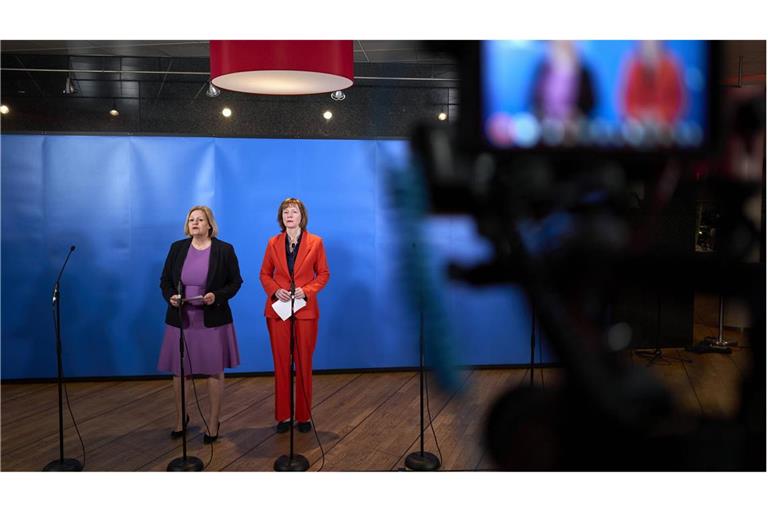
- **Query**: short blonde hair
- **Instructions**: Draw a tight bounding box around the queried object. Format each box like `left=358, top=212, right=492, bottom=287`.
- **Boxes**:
left=277, top=197, right=308, bottom=232
left=184, top=205, right=219, bottom=238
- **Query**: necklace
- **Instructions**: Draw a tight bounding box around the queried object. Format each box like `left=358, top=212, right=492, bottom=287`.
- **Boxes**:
left=287, top=229, right=301, bottom=245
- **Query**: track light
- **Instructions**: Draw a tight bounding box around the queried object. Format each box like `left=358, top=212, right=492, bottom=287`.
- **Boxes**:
left=222, top=107, right=232, bottom=118
left=330, top=90, right=345, bottom=101
left=323, top=110, right=333, bottom=120
left=437, top=112, right=448, bottom=121
left=63, top=76, right=77, bottom=95
left=0, top=104, right=9, bottom=115
left=109, top=101, right=119, bottom=117
left=206, top=82, right=221, bottom=98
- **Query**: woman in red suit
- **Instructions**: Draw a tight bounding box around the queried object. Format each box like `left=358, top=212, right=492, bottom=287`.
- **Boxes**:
left=259, top=198, right=330, bottom=433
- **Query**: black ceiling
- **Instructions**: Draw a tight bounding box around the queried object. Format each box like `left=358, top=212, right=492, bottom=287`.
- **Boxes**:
left=0, top=40, right=454, bottom=62
left=0, top=40, right=461, bottom=138
left=0, top=41, right=458, bottom=101
left=0, top=40, right=762, bottom=139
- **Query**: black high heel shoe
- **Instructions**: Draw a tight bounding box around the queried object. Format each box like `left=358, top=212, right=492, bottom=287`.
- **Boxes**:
left=170, top=414, right=190, bottom=439
left=203, top=422, right=221, bottom=444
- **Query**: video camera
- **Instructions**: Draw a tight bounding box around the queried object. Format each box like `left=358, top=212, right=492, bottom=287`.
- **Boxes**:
left=410, top=40, right=764, bottom=470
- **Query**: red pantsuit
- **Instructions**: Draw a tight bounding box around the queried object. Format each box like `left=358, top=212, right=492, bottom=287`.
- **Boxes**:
left=259, top=231, right=330, bottom=422
left=266, top=318, right=318, bottom=422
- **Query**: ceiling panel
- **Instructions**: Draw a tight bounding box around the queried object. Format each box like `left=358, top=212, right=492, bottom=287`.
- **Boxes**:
left=2, top=40, right=452, bottom=63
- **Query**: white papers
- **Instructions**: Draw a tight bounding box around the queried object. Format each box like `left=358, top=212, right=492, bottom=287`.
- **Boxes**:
left=271, top=298, right=306, bottom=321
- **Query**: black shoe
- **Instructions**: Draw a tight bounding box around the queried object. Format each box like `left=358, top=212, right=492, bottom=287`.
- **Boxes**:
left=203, top=422, right=221, bottom=444
left=298, top=421, right=312, bottom=433
left=276, top=420, right=291, bottom=434
left=170, top=415, right=190, bottom=439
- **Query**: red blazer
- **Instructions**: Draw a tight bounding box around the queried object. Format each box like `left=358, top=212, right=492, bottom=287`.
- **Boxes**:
left=259, top=231, right=330, bottom=320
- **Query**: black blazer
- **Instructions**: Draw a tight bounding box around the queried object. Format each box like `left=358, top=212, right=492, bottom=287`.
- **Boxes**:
left=160, top=237, right=243, bottom=328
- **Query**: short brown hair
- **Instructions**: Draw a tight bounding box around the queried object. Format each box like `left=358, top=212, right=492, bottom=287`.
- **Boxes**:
left=277, top=197, right=308, bottom=232
left=184, top=205, right=219, bottom=238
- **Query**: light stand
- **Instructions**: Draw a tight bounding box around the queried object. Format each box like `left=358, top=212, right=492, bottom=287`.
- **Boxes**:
left=274, top=277, right=309, bottom=471
left=167, top=282, right=204, bottom=472
left=703, top=294, right=737, bottom=349
left=43, top=246, right=83, bottom=472
left=405, top=308, right=441, bottom=471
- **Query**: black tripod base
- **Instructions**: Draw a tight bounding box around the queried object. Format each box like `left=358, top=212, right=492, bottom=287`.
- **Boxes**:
left=405, top=451, right=441, bottom=471
left=703, top=335, right=737, bottom=348
left=167, top=456, right=204, bottom=472
left=686, top=339, right=733, bottom=354
left=43, top=458, right=83, bottom=471
left=634, top=348, right=691, bottom=365
left=274, top=453, right=309, bottom=471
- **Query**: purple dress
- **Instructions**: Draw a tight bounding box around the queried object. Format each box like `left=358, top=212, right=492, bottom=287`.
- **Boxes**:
left=540, top=65, right=579, bottom=121
left=157, top=245, right=240, bottom=376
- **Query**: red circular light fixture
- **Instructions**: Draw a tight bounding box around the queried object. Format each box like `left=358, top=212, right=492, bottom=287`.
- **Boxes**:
left=210, top=40, right=354, bottom=95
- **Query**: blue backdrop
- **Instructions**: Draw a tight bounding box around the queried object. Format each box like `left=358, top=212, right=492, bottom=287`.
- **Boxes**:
left=1, top=135, right=551, bottom=379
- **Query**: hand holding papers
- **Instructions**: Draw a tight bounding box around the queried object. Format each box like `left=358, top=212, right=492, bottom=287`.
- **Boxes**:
left=271, top=297, right=306, bottom=321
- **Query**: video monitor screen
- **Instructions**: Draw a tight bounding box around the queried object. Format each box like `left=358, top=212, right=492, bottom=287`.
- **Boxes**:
left=481, top=40, right=711, bottom=151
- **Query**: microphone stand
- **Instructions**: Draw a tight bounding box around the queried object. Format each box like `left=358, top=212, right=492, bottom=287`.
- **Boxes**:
left=405, top=301, right=440, bottom=471
left=275, top=272, right=309, bottom=471
left=635, top=289, right=691, bottom=365
left=530, top=304, right=536, bottom=388
left=274, top=270, right=309, bottom=471
left=167, top=281, right=204, bottom=471
left=44, top=246, right=83, bottom=471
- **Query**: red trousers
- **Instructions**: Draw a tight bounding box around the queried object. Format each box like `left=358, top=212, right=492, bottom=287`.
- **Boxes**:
left=266, top=318, right=318, bottom=423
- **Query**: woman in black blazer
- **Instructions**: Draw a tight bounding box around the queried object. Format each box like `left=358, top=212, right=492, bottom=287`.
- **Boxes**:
left=157, top=205, right=242, bottom=444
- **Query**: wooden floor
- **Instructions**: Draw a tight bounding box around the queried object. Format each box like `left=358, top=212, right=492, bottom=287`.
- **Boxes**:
left=0, top=327, right=753, bottom=471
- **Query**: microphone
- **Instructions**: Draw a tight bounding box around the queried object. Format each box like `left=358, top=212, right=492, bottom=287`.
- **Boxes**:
left=289, top=265, right=295, bottom=300
left=176, top=280, right=184, bottom=306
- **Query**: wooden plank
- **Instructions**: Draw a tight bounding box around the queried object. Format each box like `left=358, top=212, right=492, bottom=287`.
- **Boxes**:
left=539, top=368, right=564, bottom=389
left=681, top=350, right=743, bottom=418
left=306, top=370, right=473, bottom=471
left=727, top=347, right=754, bottom=376
left=221, top=372, right=401, bottom=471
left=140, top=373, right=359, bottom=471
left=475, top=452, right=497, bottom=470
left=630, top=348, right=701, bottom=415
left=393, top=368, right=525, bottom=471
left=85, top=376, right=266, bottom=471
left=1, top=379, right=166, bottom=462
left=1, top=380, right=173, bottom=470
left=0, top=359, right=748, bottom=471
left=1, top=382, right=56, bottom=403
left=1, top=381, right=121, bottom=426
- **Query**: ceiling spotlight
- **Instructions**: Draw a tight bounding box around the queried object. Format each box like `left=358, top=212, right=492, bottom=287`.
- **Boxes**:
left=222, top=107, right=232, bottom=118
left=109, top=101, right=119, bottom=117
left=0, top=105, right=9, bottom=115
left=437, top=112, right=448, bottom=121
left=323, top=110, right=333, bottom=120
left=206, top=82, right=221, bottom=98
left=63, top=76, right=77, bottom=95
left=330, top=90, right=345, bottom=101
